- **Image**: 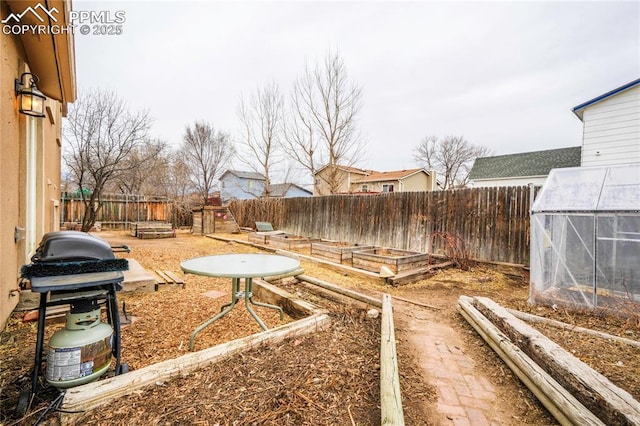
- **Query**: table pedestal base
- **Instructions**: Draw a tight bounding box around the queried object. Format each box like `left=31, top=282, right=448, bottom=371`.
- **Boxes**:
left=189, top=277, right=283, bottom=351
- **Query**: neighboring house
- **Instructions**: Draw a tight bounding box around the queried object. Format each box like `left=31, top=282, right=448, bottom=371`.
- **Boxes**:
left=1, top=0, right=76, bottom=328
left=352, top=168, right=437, bottom=193
left=269, top=183, right=313, bottom=198
left=220, top=170, right=312, bottom=201
left=219, top=170, right=266, bottom=202
left=314, top=164, right=373, bottom=196
left=468, top=147, right=582, bottom=188
left=314, top=164, right=438, bottom=195
left=572, top=78, right=640, bottom=167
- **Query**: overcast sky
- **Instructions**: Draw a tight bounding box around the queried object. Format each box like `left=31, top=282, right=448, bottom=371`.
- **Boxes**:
left=73, top=0, right=640, bottom=184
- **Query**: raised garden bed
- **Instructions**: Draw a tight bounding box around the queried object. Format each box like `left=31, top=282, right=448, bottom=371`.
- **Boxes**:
left=130, top=222, right=175, bottom=239
left=268, top=234, right=320, bottom=250
left=352, top=247, right=430, bottom=274
left=311, top=241, right=375, bottom=264
left=247, top=232, right=270, bottom=245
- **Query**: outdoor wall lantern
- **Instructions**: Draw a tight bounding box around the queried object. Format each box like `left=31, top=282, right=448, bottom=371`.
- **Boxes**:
left=15, top=72, right=46, bottom=118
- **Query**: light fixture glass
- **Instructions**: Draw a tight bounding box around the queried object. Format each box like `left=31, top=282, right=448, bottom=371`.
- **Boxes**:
left=15, top=73, right=46, bottom=118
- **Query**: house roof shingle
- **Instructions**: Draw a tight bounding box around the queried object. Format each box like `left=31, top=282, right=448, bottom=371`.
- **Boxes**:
left=468, top=147, right=582, bottom=180
left=221, top=170, right=265, bottom=180
left=315, top=164, right=375, bottom=176
left=268, top=183, right=312, bottom=197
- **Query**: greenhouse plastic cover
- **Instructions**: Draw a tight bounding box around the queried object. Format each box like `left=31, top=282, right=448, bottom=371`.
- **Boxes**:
left=530, top=164, right=640, bottom=310
left=531, top=164, right=640, bottom=213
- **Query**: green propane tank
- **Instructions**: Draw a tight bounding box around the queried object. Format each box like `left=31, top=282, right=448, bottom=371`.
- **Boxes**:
left=46, top=307, right=113, bottom=388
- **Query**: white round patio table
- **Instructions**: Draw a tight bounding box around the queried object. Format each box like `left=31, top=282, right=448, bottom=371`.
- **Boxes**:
left=181, top=254, right=300, bottom=350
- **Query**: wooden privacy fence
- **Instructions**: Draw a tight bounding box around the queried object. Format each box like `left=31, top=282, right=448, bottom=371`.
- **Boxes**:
left=229, top=186, right=535, bottom=265
left=61, top=193, right=175, bottom=228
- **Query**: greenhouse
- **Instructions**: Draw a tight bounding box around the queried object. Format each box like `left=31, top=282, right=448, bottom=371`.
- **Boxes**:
left=529, top=164, right=640, bottom=312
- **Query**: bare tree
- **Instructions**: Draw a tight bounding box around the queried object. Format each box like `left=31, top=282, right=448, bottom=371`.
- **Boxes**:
left=237, top=82, right=283, bottom=197
left=167, top=151, right=194, bottom=201
left=282, top=75, right=320, bottom=181
left=64, top=89, right=152, bottom=231
left=289, top=50, right=365, bottom=194
left=413, top=135, right=492, bottom=190
left=112, top=138, right=168, bottom=195
left=166, top=151, right=198, bottom=226
left=181, top=121, right=235, bottom=205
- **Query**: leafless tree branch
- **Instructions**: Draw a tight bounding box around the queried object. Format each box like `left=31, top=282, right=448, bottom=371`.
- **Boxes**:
left=181, top=121, right=235, bottom=205
left=63, top=89, right=153, bottom=231
left=413, top=135, right=491, bottom=190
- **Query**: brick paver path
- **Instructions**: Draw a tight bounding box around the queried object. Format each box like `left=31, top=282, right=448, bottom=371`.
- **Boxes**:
left=398, top=308, right=503, bottom=425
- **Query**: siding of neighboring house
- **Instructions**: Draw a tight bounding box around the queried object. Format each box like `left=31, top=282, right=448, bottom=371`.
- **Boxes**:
left=579, top=84, right=640, bottom=167
left=1, top=0, right=76, bottom=329
left=314, top=165, right=370, bottom=195
left=400, top=171, right=435, bottom=191
left=220, top=171, right=265, bottom=202
left=353, top=169, right=436, bottom=193
left=471, top=176, right=547, bottom=188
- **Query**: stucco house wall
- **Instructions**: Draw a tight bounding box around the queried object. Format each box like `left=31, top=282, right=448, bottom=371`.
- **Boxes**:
left=0, top=0, right=76, bottom=329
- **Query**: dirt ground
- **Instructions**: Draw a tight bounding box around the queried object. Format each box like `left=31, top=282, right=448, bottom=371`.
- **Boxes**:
left=1, top=230, right=638, bottom=425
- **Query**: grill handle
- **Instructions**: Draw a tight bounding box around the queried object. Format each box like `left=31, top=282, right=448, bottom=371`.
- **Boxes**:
left=110, top=244, right=131, bottom=253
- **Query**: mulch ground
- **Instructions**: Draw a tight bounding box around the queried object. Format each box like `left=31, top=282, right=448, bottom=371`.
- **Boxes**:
left=1, top=230, right=638, bottom=425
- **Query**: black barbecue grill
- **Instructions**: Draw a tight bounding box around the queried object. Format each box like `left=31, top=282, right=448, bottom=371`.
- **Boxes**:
left=22, top=231, right=130, bottom=278
left=19, top=231, right=130, bottom=412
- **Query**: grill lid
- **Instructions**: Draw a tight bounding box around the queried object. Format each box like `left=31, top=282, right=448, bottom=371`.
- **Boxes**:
left=31, top=231, right=116, bottom=263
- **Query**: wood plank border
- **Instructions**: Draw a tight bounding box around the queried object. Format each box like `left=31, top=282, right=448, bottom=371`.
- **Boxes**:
left=381, top=294, right=404, bottom=425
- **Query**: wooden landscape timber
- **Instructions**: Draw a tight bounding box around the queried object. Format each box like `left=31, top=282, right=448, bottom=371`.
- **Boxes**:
left=384, top=261, right=455, bottom=286
left=457, top=296, right=604, bottom=426
left=296, top=274, right=383, bottom=308
left=462, top=296, right=640, bottom=425
left=262, top=273, right=403, bottom=426
left=380, top=294, right=405, bottom=425
left=506, top=308, right=640, bottom=349
left=253, top=279, right=325, bottom=319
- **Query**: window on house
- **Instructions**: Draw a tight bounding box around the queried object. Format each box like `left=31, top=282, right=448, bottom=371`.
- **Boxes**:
left=361, top=184, right=368, bottom=192
left=382, top=184, right=394, bottom=193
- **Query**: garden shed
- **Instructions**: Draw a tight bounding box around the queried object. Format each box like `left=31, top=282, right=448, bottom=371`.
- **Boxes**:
left=529, top=164, right=640, bottom=311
